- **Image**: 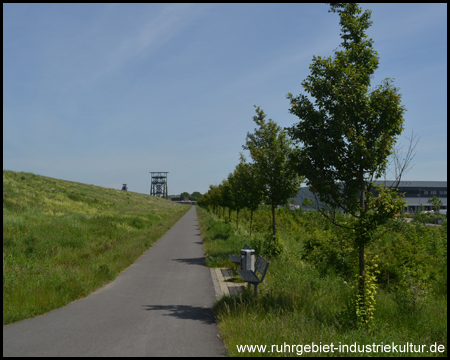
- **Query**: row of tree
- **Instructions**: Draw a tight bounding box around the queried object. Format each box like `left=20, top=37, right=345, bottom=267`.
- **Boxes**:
left=198, top=106, right=304, bottom=240
left=178, top=191, right=202, bottom=201
left=199, top=3, right=411, bottom=325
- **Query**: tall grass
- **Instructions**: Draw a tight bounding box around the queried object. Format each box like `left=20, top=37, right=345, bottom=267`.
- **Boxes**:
left=197, top=206, right=447, bottom=357
left=3, top=170, right=190, bottom=325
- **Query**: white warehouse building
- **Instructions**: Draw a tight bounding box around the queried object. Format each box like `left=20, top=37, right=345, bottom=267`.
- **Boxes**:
left=291, top=180, right=447, bottom=214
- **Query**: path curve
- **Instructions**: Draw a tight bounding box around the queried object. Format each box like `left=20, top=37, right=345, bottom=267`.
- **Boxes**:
left=3, top=206, right=225, bottom=357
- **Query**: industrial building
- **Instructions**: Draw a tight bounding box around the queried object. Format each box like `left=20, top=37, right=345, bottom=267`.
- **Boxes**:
left=291, top=180, right=447, bottom=213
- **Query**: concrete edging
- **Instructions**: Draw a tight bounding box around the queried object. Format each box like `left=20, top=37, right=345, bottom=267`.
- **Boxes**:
left=210, top=268, right=244, bottom=299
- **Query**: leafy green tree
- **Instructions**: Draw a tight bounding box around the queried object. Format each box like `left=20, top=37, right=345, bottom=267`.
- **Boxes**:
left=227, top=154, right=265, bottom=232
left=199, top=185, right=221, bottom=216
left=427, top=195, right=443, bottom=213
left=219, top=179, right=234, bottom=222
left=190, top=191, right=202, bottom=201
left=180, top=192, right=190, bottom=200
left=236, top=154, right=265, bottom=237
left=227, top=170, right=245, bottom=229
left=302, top=197, right=315, bottom=207
left=286, top=3, right=406, bottom=323
left=244, top=105, right=303, bottom=243
left=427, top=195, right=443, bottom=224
left=196, top=192, right=208, bottom=208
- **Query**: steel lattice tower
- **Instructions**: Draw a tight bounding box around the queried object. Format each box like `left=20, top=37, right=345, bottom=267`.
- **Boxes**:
left=150, top=172, right=168, bottom=199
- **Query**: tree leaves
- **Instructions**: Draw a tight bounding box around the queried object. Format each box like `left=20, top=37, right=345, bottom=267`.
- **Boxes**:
left=287, top=4, right=405, bottom=216
left=244, top=106, right=303, bottom=209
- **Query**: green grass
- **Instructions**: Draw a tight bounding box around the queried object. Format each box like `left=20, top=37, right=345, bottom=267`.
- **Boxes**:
left=196, top=206, right=447, bottom=357
left=3, top=170, right=190, bottom=325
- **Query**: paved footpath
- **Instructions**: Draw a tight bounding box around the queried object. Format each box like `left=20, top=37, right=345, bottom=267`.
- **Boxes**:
left=3, top=206, right=226, bottom=357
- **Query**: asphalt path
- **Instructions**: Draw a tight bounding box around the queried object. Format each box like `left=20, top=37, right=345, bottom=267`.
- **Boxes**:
left=3, top=206, right=226, bottom=357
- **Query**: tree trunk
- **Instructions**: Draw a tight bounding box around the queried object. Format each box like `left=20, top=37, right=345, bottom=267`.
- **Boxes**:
left=359, top=242, right=365, bottom=297
left=272, top=204, right=276, bottom=243
left=250, top=210, right=253, bottom=237
left=358, top=181, right=366, bottom=319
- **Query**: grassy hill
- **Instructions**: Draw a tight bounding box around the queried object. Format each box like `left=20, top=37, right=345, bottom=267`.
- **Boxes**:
left=3, top=170, right=190, bottom=325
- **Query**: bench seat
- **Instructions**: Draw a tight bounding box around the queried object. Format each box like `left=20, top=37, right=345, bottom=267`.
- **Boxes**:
left=229, top=254, right=241, bottom=264
left=237, top=269, right=261, bottom=284
left=237, top=254, right=269, bottom=296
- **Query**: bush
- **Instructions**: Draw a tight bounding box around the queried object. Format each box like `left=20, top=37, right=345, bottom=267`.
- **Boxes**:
left=302, top=228, right=356, bottom=279
left=262, top=234, right=284, bottom=258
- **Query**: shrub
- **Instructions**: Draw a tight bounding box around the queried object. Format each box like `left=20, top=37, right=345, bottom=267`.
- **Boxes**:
left=301, top=228, right=356, bottom=279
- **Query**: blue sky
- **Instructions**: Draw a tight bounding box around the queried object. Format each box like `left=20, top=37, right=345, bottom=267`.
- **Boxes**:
left=3, top=3, right=447, bottom=195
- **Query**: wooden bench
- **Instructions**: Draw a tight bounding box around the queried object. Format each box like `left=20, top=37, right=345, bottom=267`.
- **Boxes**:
left=228, top=243, right=253, bottom=267
left=238, top=254, right=269, bottom=297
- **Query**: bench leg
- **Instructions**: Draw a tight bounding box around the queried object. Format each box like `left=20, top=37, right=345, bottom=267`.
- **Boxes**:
left=254, top=284, right=258, bottom=297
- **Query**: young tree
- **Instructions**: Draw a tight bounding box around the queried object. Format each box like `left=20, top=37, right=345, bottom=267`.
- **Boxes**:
left=244, top=106, right=303, bottom=243
left=286, top=3, right=406, bottom=323
left=219, top=179, right=234, bottom=222
left=227, top=170, right=245, bottom=229
left=199, top=185, right=220, bottom=216
left=196, top=192, right=209, bottom=209
left=209, top=185, right=222, bottom=217
left=427, top=195, right=443, bottom=224
left=236, top=154, right=265, bottom=237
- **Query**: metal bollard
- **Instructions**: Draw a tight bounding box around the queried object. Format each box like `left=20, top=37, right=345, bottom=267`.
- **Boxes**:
left=240, top=249, right=255, bottom=271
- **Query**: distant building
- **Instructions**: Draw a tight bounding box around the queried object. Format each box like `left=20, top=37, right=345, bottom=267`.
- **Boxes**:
left=170, top=197, right=197, bottom=205
left=290, top=186, right=326, bottom=211
left=372, top=180, right=447, bottom=213
left=290, top=180, right=447, bottom=213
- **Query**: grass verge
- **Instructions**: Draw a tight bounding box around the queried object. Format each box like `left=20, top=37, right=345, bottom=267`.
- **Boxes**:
left=196, top=206, right=447, bottom=357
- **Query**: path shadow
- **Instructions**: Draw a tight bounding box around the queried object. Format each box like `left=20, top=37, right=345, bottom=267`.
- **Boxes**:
left=142, top=305, right=216, bottom=325
left=172, top=257, right=205, bottom=266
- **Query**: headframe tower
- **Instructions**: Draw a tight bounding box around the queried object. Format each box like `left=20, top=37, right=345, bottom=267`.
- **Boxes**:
left=150, top=172, right=168, bottom=199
